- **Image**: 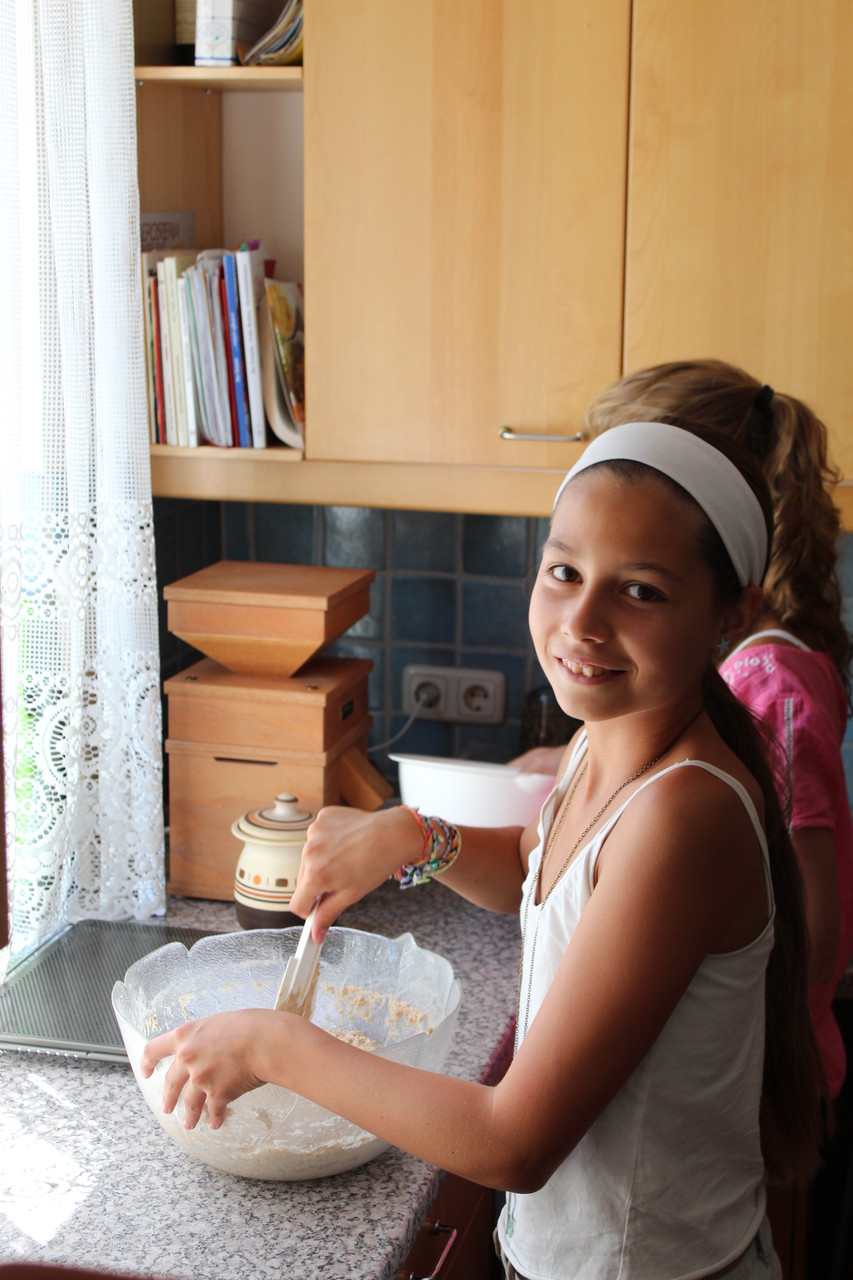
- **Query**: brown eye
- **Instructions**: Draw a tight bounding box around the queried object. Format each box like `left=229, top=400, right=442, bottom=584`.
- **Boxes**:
left=625, top=582, right=663, bottom=602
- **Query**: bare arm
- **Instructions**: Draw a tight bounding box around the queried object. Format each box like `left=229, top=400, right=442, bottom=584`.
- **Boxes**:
left=141, top=769, right=760, bottom=1193
left=290, top=804, right=539, bottom=937
left=791, top=826, right=840, bottom=984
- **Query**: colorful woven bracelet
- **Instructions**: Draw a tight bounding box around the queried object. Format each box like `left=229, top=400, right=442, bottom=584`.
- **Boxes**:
left=393, top=807, right=461, bottom=889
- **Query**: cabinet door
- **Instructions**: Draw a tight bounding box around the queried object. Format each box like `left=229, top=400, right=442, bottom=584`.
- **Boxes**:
left=397, top=1174, right=493, bottom=1280
left=625, top=0, right=853, bottom=474
left=304, top=0, right=630, bottom=468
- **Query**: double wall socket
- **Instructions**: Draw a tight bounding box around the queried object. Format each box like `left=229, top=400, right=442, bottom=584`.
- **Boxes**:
left=402, top=664, right=506, bottom=725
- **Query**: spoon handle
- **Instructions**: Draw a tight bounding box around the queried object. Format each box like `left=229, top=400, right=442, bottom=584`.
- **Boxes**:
left=274, top=898, right=323, bottom=1013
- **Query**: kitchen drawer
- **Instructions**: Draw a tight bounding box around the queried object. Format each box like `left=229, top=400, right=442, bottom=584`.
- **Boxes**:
left=165, top=717, right=370, bottom=900
left=398, top=1174, right=495, bottom=1280
left=164, top=655, right=371, bottom=753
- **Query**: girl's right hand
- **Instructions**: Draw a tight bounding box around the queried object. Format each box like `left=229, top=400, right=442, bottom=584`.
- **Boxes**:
left=290, top=805, right=423, bottom=939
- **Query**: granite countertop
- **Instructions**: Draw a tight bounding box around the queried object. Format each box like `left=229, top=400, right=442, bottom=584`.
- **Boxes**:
left=0, top=882, right=520, bottom=1280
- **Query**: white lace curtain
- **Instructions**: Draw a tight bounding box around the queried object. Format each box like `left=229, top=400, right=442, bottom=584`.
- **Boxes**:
left=0, top=0, right=166, bottom=970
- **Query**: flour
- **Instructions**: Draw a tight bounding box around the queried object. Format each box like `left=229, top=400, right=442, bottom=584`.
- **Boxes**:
left=322, top=982, right=433, bottom=1039
left=332, top=1027, right=381, bottom=1051
left=274, top=965, right=320, bottom=1019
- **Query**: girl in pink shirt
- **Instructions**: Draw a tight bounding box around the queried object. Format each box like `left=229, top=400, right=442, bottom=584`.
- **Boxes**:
left=721, top=635, right=853, bottom=1099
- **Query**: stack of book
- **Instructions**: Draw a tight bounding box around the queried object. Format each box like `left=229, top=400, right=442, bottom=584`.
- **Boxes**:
left=260, top=278, right=304, bottom=450
left=241, top=0, right=302, bottom=65
left=194, top=0, right=287, bottom=68
left=141, top=246, right=305, bottom=450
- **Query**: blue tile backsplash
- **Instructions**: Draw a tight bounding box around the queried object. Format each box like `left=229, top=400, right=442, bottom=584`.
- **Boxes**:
left=153, top=498, right=558, bottom=792
left=391, top=511, right=457, bottom=572
left=153, top=497, right=853, bottom=796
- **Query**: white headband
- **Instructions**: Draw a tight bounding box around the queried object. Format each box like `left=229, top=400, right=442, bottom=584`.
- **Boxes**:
left=553, top=422, right=767, bottom=587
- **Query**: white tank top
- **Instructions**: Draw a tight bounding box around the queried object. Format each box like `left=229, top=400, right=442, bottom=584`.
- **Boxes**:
left=498, top=736, right=775, bottom=1280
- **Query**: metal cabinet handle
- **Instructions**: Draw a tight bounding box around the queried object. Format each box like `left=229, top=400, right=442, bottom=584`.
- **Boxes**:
left=500, top=426, right=584, bottom=443
left=398, top=1221, right=458, bottom=1280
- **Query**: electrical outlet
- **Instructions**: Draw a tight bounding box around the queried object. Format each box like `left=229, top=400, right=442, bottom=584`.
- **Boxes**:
left=402, top=665, right=506, bottom=725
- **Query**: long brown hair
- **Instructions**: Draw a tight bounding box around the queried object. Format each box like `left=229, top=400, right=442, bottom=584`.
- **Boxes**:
left=585, top=360, right=852, bottom=707
left=594, top=423, right=827, bottom=1186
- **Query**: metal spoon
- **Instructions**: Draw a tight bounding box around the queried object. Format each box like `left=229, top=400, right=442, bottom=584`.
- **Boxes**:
left=274, top=898, right=324, bottom=1018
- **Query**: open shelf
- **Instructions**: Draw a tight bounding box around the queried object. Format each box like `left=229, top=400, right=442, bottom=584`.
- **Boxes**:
left=149, top=446, right=853, bottom=525
left=134, top=65, right=302, bottom=92
left=149, top=445, right=568, bottom=516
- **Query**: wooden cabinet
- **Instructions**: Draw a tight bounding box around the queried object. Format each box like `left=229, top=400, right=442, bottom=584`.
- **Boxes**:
left=136, top=1, right=853, bottom=523
left=397, top=1174, right=495, bottom=1280
left=135, top=0, right=629, bottom=515
left=625, top=0, right=853, bottom=498
left=303, top=0, right=630, bottom=472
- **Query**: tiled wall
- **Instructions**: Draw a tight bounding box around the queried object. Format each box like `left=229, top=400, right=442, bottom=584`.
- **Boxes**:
left=154, top=497, right=853, bottom=798
left=154, top=497, right=577, bottom=796
left=155, top=497, right=224, bottom=690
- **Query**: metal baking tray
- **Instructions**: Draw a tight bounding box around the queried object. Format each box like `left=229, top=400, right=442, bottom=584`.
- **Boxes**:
left=0, top=918, right=215, bottom=1062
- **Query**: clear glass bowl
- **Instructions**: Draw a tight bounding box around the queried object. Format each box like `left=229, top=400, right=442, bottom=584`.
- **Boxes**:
left=112, top=927, right=461, bottom=1180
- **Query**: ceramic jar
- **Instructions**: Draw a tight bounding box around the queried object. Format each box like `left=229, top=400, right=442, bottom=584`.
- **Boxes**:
left=233, top=793, right=314, bottom=929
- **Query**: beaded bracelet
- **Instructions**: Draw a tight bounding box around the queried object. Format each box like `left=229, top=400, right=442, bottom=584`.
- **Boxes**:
left=393, top=807, right=462, bottom=889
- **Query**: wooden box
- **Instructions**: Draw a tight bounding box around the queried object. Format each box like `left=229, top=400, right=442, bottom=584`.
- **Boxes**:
left=166, top=718, right=371, bottom=900
left=164, top=655, right=372, bottom=754
left=163, top=560, right=374, bottom=677
left=164, top=654, right=392, bottom=900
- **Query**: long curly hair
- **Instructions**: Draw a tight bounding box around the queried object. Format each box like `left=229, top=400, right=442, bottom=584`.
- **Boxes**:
left=584, top=360, right=852, bottom=707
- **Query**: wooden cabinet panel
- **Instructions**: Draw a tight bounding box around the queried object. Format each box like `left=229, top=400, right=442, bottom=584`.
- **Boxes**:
left=135, top=81, right=224, bottom=252
left=136, top=2, right=853, bottom=521
left=625, top=0, right=853, bottom=473
left=304, top=0, right=630, bottom=470
left=398, top=1174, right=494, bottom=1280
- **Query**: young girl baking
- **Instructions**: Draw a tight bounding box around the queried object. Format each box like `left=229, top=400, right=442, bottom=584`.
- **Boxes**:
left=584, top=361, right=853, bottom=1103
left=515, top=362, right=853, bottom=1101
left=142, top=422, right=824, bottom=1279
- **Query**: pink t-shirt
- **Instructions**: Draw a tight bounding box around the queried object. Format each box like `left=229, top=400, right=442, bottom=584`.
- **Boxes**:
left=722, top=633, right=853, bottom=1097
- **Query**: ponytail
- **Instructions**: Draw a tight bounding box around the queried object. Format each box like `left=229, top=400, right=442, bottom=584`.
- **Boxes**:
left=759, top=391, right=852, bottom=708
left=701, top=666, right=827, bottom=1184
left=585, top=359, right=852, bottom=706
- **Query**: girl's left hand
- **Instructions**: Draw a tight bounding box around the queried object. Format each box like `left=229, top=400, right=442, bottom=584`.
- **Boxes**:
left=139, top=1010, right=276, bottom=1130
left=508, top=745, right=565, bottom=775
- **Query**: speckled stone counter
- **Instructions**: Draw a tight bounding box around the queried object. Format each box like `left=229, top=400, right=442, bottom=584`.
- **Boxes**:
left=0, top=882, right=519, bottom=1280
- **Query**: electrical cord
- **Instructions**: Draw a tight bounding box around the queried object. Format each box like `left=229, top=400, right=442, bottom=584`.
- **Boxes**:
left=368, top=689, right=433, bottom=753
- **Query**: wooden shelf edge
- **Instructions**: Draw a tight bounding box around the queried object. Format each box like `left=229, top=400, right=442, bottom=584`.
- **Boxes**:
left=134, top=65, right=303, bottom=92
left=150, top=450, right=853, bottom=528
left=149, top=447, right=570, bottom=517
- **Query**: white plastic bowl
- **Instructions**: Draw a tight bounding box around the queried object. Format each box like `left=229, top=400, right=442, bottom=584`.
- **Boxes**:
left=390, top=754, right=555, bottom=827
left=112, top=927, right=460, bottom=1180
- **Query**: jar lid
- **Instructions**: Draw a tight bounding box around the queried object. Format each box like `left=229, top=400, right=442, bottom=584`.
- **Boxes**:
left=236, top=793, right=314, bottom=839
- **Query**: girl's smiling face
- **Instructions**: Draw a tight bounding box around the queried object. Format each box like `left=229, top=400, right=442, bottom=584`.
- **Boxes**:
left=530, top=466, right=734, bottom=728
